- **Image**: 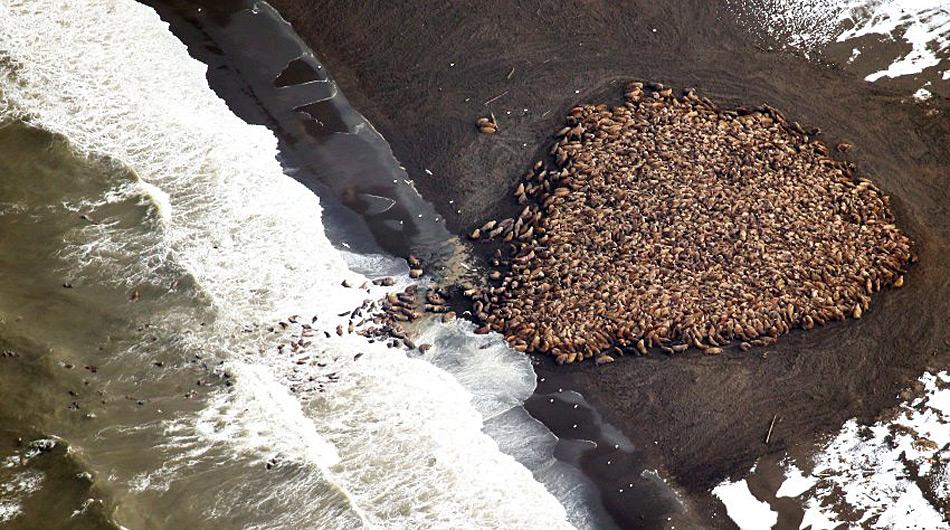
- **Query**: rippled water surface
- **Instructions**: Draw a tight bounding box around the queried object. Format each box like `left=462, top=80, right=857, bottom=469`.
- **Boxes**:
left=0, top=1, right=590, bottom=528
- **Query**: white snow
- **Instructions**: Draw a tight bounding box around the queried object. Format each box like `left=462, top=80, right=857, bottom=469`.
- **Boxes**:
left=913, top=87, right=934, bottom=101
left=728, top=0, right=950, bottom=94
left=713, top=479, right=778, bottom=530
left=775, top=463, right=817, bottom=498
left=719, top=372, right=950, bottom=529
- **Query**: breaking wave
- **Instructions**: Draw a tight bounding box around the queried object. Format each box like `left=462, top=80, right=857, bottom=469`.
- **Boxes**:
left=0, top=1, right=578, bottom=528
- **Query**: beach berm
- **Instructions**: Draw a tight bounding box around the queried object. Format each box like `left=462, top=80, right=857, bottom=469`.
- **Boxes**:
left=468, top=83, right=915, bottom=364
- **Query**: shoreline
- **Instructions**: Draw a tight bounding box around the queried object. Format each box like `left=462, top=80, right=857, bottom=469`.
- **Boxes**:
left=144, top=1, right=670, bottom=527
left=265, top=0, right=950, bottom=525
left=146, top=0, right=950, bottom=527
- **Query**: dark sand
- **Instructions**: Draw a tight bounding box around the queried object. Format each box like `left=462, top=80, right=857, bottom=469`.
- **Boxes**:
left=146, top=3, right=677, bottom=526
left=267, top=0, right=950, bottom=525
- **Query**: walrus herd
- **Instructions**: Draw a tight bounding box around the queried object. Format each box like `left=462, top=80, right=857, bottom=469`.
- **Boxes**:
left=466, top=83, right=915, bottom=364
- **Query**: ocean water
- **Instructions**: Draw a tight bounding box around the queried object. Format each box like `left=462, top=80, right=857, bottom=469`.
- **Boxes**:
left=0, top=1, right=586, bottom=528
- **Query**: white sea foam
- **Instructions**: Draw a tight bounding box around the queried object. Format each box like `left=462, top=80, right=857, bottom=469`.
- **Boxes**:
left=0, top=1, right=576, bottom=528
left=727, top=0, right=950, bottom=88
left=0, top=470, right=43, bottom=524
left=0, top=502, right=20, bottom=523
left=193, top=363, right=341, bottom=467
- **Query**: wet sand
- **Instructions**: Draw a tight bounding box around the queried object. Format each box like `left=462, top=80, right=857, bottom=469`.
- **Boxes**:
left=144, top=3, right=656, bottom=527
left=265, top=0, right=950, bottom=526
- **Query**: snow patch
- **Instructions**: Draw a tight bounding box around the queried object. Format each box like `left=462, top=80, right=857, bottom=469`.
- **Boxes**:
left=775, top=463, right=817, bottom=498
left=713, top=479, right=778, bottom=530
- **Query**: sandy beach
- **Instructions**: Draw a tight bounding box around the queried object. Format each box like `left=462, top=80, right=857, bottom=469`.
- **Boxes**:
left=268, top=0, right=950, bottom=525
